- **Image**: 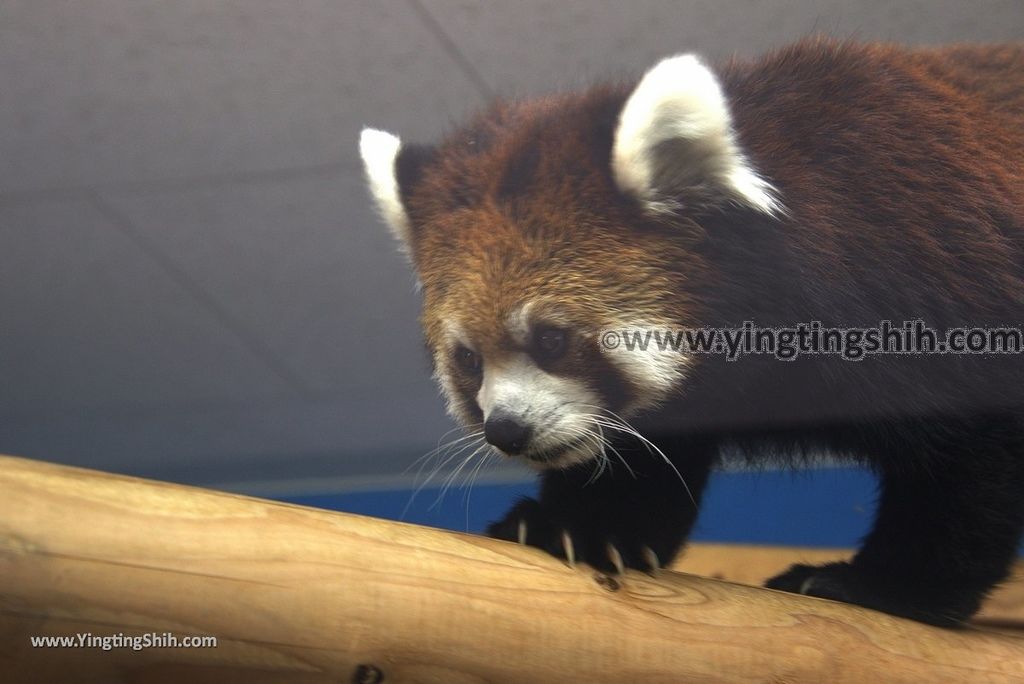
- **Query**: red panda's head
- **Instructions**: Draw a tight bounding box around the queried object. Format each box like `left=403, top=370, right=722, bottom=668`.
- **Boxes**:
left=361, top=55, right=781, bottom=469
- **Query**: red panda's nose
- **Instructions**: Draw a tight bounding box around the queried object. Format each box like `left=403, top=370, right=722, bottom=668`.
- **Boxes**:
left=484, top=414, right=532, bottom=454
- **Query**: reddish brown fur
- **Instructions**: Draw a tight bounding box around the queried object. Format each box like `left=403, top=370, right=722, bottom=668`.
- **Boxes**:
left=406, top=91, right=706, bottom=416
left=384, top=38, right=1024, bottom=627
left=726, top=40, right=1024, bottom=315
left=401, top=39, right=1024, bottom=427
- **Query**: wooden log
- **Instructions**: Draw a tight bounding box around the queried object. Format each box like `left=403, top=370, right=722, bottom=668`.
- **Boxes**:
left=1, top=455, right=1022, bottom=683
left=673, top=543, right=1024, bottom=629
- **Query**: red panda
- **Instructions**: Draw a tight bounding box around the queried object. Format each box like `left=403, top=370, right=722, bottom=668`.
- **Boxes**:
left=360, top=38, right=1024, bottom=627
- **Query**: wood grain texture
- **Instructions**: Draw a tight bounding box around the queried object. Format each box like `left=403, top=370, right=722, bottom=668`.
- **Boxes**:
left=1, top=455, right=1022, bottom=683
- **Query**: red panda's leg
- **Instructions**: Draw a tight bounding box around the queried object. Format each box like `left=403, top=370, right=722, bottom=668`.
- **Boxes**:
left=486, top=434, right=717, bottom=574
left=767, top=415, right=1024, bottom=627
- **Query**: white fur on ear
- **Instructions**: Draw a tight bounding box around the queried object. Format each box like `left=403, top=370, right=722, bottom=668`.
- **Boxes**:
left=612, top=54, right=783, bottom=216
left=359, top=128, right=413, bottom=247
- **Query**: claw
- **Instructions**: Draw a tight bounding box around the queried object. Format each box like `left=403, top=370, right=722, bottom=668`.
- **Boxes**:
left=561, top=530, right=576, bottom=567
left=517, top=519, right=528, bottom=545
left=606, top=542, right=625, bottom=575
left=641, top=545, right=660, bottom=573
left=799, top=577, right=816, bottom=595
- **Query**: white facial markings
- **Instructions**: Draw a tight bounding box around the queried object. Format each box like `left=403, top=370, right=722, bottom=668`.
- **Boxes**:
left=600, top=319, right=689, bottom=414
left=611, top=54, right=784, bottom=216
left=435, top=320, right=475, bottom=420
left=436, top=310, right=686, bottom=467
left=443, top=319, right=474, bottom=352
left=477, top=353, right=602, bottom=455
left=359, top=128, right=414, bottom=249
left=505, top=301, right=535, bottom=346
left=433, top=364, right=461, bottom=420
left=543, top=440, right=604, bottom=470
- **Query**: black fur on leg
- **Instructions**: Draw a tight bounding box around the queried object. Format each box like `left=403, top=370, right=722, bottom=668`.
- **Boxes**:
left=766, top=415, right=1024, bottom=627
left=487, top=433, right=717, bottom=574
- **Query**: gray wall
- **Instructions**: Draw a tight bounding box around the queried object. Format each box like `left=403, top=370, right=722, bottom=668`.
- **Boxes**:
left=1, top=1, right=1021, bottom=492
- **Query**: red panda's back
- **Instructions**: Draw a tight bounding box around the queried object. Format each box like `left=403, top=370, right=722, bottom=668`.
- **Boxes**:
left=719, top=40, right=1024, bottom=333
left=913, top=45, right=1024, bottom=123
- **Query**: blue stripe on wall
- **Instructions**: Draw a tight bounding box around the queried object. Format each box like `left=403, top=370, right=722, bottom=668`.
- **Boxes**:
left=279, top=466, right=878, bottom=548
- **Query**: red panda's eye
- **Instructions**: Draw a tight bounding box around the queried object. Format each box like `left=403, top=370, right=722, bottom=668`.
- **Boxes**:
left=533, top=327, right=568, bottom=361
left=454, top=345, right=482, bottom=374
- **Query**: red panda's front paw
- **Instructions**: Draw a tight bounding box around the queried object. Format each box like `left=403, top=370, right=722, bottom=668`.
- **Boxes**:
left=765, top=562, right=858, bottom=602
left=485, top=497, right=663, bottom=574
left=764, top=561, right=974, bottom=627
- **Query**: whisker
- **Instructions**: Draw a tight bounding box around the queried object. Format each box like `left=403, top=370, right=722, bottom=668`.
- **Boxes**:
left=432, top=441, right=490, bottom=510
left=463, top=446, right=499, bottom=531
left=406, top=425, right=484, bottom=475
left=404, top=429, right=485, bottom=497
left=555, top=421, right=612, bottom=485
left=573, top=404, right=697, bottom=509
left=402, top=431, right=485, bottom=519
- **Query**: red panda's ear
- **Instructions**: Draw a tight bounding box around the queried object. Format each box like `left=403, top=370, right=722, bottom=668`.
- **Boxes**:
left=359, top=128, right=436, bottom=254
left=611, top=55, right=783, bottom=217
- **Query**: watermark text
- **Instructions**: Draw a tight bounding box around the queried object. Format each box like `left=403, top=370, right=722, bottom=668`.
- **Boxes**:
left=599, top=320, right=1023, bottom=361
